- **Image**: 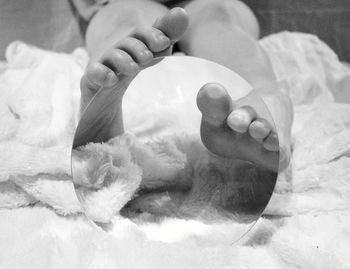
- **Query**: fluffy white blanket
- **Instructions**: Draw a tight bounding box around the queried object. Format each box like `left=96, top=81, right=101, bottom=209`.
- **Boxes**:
left=1, top=32, right=350, bottom=268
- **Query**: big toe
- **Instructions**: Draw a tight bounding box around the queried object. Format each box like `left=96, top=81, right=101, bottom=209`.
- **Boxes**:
left=197, top=83, right=232, bottom=127
left=153, top=7, right=189, bottom=44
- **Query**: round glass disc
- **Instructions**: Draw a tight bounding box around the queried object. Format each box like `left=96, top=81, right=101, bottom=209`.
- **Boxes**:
left=71, top=56, right=280, bottom=243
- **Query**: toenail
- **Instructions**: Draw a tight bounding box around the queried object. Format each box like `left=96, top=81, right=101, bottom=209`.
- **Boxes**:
left=106, top=71, right=118, bottom=85
left=129, top=61, right=139, bottom=71
left=228, top=113, right=243, bottom=126
left=230, top=111, right=245, bottom=121
left=227, top=112, right=250, bottom=132
left=142, top=50, right=153, bottom=58
left=156, top=34, right=170, bottom=45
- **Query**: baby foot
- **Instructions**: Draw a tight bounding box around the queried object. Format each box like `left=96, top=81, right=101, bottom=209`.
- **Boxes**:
left=75, top=8, right=189, bottom=148
left=197, top=83, right=280, bottom=172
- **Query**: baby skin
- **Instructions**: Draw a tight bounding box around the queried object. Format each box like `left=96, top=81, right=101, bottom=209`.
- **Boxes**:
left=80, top=8, right=292, bottom=172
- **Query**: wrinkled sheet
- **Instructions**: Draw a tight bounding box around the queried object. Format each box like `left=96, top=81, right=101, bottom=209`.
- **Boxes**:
left=0, top=32, right=350, bottom=268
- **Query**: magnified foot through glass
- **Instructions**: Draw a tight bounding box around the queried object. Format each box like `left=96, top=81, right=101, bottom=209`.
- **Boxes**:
left=71, top=53, right=281, bottom=244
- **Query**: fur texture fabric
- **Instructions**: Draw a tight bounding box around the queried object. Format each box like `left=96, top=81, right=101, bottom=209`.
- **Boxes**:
left=0, top=32, right=350, bottom=268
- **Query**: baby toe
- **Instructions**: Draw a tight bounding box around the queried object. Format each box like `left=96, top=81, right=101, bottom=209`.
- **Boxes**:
left=101, top=49, right=140, bottom=76
left=279, top=146, right=292, bottom=171
left=117, top=37, right=153, bottom=66
left=197, top=83, right=232, bottom=127
left=227, top=106, right=257, bottom=133
left=263, top=132, right=279, bottom=151
left=132, top=26, right=171, bottom=53
left=153, top=7, right=189, bottom=43
left=84, top=62, right=118, bottom=90
left=248, top=118, right=272, bottom=141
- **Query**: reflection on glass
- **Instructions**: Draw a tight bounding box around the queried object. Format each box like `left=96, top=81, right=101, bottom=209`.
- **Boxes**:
left=71, top=56, right=280, bottom=242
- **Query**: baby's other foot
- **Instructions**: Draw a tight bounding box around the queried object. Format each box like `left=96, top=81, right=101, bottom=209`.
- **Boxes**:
left=197, top=83, right=280, bottom=172
left=75, top=8, right=189, bottom=148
